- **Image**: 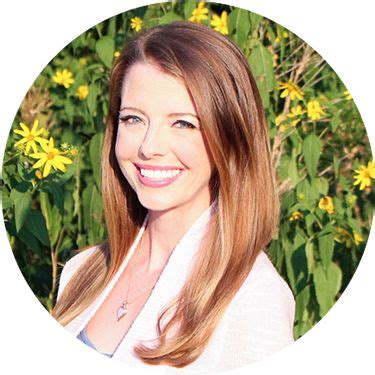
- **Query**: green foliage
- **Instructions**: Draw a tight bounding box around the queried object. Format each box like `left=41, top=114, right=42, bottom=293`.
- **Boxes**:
left=1, top=1, right=373, bottom=340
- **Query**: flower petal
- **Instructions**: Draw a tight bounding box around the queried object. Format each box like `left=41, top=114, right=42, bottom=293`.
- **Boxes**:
left=55, top=155, right=73, bottom=165
left=29, top=152, right=46, bottom=159
left=53, top=159, right=67, bottom=172
left=32, top=158, right=47, bottom=169
left=31, top=120, right=39, bottom=134
left=14, top=129, right=27, bottom=136
left=43, top=160, right=53, bottom=177
left=25, top=142, right=32, bottom=154
left=19, top=123, right=30, bottom=134
left=14, top=138, right=28, bottom=147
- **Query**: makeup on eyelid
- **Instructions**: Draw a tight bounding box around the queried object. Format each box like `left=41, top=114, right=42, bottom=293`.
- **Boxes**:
left=118, top=115, right=199, bottom=130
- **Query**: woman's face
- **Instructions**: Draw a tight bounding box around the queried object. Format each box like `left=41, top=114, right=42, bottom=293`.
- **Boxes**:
left=115, top=62, right=215, bottom=213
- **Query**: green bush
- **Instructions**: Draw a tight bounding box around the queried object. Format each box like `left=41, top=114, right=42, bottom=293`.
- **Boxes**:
left=1, top=1, right=373, bottom=338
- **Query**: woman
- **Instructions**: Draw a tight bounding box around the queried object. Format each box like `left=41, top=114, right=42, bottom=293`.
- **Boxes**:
left=52, top=21, right=295, bottom=372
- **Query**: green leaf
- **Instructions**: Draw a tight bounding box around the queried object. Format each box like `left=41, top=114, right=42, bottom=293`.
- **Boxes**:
left=248, top=44, right=275, bottom=108
left=65, top=99, right=74, bottom=125
left=82, top=182, right=104, bottom=244
left=95, top=36, right=114, bottom=68
left=305, top=239, right=315, bottom=275
left=313, top=262, right=342, bottom=317
left=288, top=157, right=300, bottom=186
left=18, top=226, right=41, bottom=254
left=302, top=134, right=321, bottom=177
left=284, top=231, right=308, bottom=294
left=318, top=232, right=334, bottom=270
left=2, top=188, right=12, bottom=210
left=24, top=210, right=50, bottom=246
left=10, top=189, right=32, bottom=232
left=50, top=205, right=62, bottom=248
left=183, top=1, right=197, bottom=20
left=47, top=184, right=64, bottom=215
left=296, top=178, right=319, bottom=203
left=87, top=83, right=98, bottom=117
left=249, top=12, right=262, bottom=31
left=233, top=9, right=251, bottom=48
left=158, top=11, right=182, bottom=25
left=333, top=155, right=339, bottom=180
left=89, top=132, right=104, bottom=190
left=294, top=285, right=311, bottom=337
left=316, top=176, right=329, bottom=196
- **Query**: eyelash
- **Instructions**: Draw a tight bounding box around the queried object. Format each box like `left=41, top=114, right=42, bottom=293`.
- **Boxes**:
left=118, top=115, right=197, bottom=130
left=118, top=115, right=143, bottom=125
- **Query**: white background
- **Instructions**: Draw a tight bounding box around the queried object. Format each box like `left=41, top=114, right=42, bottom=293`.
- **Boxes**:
left=0, top=1, right=374, bottom=374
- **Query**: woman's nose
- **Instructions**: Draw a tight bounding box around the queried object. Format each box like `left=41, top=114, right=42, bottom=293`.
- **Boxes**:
left=139, top=125, right=169, bottom=159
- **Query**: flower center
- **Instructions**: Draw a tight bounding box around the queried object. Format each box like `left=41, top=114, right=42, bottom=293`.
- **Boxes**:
left=363, top=170, right=371, bottom=179
left=27, top=134, right=35, bottom=141
left=47, top=152, right=56, bottom=160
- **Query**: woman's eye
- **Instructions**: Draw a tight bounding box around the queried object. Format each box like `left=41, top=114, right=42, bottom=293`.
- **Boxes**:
left=119, top=115, right=143, bottom=125
left=173, top=120, right=197, bottom=129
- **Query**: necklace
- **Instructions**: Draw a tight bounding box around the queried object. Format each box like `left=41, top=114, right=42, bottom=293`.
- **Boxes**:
left=116, top=234, right=155, bottom=322
left=116, top=229, right=176, bottom=322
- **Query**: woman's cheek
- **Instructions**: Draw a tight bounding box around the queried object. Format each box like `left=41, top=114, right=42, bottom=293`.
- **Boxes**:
left=115, top=130, right=134, bottom=162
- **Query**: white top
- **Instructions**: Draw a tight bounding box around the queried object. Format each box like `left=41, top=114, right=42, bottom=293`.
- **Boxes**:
left=56, top=203, right=295, bottom=373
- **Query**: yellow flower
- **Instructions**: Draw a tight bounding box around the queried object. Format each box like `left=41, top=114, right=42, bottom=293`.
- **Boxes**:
left=114, top=51, right=120, bottom=58
left=346, top=194, right=357, bottom=206
left=335, top=227, right=351, bottom=248
left=353, top=161, right=375, bottom=190
left=210, top=11, right=228, bottom=35
left=52, top=68, right=75, bottom=88
left=344, top=90, right=352, bottom=100
left=353, top=231, right=363, bottom=245
left=319, top=196, right=335, bottom=214
left=79, top=57, right=87, bottom=66
left=275, top=113, right=287, bottom=127
left=272, top=52, right=279, bottom=67
left=189, top=2, right=209, bottom=23
left=29, top=137, right=73, bottom=178
left=287, top=105, right=306, bottom=126
left=307, top=100, right=326, bottom=120
left=61, top=142, right=69, bottom=150
left=13, top=120, right=48, bottom=155
left=35, top=170, right=43, bottom=179
left=288, top=105, right=305, bottom=118
left=289, top=211, right=304, bottom=222
left=70, top=148, right=79, bottom=157
left=278, top=80, right=304, bottom=101
left=76, top=85, right=89, bottom=100
left=130, top=17, right=143, bottom=32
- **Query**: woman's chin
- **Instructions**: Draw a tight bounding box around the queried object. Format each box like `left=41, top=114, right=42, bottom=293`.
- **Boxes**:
left=137, top=195, right=177, bottom=212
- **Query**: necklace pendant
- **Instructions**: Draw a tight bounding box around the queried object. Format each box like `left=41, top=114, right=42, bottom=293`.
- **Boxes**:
left=116, top=301, right=128, bottom=321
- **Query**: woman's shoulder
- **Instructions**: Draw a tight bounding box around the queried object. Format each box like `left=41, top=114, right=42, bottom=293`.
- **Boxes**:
left=226, top=250, right=295, bottom=333
left=240, top=250, right=295, bottom=305
left=56, top=245, right=99, bottom=301
left=218, top=251, right=295, bottom=364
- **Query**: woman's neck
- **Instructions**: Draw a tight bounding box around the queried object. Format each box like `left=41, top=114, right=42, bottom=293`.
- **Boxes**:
left=138, top=200, right=212, bottom=273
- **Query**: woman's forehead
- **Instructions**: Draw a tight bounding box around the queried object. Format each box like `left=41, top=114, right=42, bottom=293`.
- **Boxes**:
left=120, top=62, right=197, bottom=115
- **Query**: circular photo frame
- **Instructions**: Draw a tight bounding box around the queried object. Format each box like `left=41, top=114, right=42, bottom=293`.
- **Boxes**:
left=1, top=1, right=374, bottom=374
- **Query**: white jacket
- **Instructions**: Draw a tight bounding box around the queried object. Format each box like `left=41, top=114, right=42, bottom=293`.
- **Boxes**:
left=56, top=204, right=295, bottom=373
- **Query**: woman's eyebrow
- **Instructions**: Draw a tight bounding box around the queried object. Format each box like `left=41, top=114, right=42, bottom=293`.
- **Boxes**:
left=168, top=112, right=199, bottom=120
left=120, top=107, right=199, bottom=120
left=119, top=106, right=147, bottom=117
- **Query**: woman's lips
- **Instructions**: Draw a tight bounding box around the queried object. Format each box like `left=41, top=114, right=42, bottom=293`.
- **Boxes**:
left=134, top=163, right=184, bottom=188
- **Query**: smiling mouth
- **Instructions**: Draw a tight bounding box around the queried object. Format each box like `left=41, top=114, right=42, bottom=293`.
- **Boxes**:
left=139, top=168, right=182, bottom=179
left=133, top=163, right=184, bottom=187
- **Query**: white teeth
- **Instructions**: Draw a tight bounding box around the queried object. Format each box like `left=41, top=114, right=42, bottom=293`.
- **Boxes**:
left=140, top=168, right=181, bottom=179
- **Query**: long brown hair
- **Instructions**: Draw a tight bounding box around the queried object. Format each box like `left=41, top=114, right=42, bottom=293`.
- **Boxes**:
left=52, top=20, right=280, bottom=367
